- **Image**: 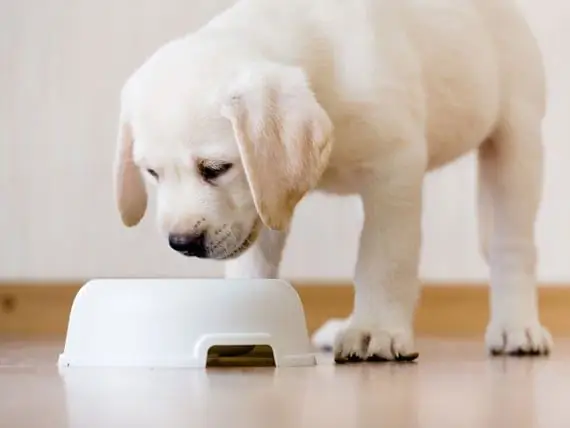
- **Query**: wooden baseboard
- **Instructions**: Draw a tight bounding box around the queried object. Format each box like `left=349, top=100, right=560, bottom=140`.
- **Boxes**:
left=1, top=282, right=570, bottom=338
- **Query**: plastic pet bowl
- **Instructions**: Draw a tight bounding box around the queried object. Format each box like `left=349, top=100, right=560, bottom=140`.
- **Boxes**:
left=58, top=278, right=316, bottom=368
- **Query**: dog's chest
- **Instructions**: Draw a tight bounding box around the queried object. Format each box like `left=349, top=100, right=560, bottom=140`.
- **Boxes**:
left=316, top=164, right=370, bottom=195
left=313, top=118, right=400, bottom=196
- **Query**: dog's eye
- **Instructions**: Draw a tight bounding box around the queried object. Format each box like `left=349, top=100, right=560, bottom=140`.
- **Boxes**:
left=199, top=162, right=233, bottom=183
left=146, top=169, right=159, bottom=180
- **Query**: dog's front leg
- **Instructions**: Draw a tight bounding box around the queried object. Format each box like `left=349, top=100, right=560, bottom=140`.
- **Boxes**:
left=224, top=225, right=289, bottom=279
left=334, top=150, right=425, bottom=363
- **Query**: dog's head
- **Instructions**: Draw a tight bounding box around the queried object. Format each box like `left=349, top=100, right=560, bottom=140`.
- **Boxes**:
left=113, top=39, right=333, bottom=260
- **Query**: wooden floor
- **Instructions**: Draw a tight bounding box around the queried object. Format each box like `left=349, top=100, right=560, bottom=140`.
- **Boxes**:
left=2, top=339, right=570, bottom=428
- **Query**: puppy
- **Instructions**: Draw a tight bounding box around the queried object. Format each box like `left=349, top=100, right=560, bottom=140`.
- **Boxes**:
left=114, top=0, right=552, bottom=361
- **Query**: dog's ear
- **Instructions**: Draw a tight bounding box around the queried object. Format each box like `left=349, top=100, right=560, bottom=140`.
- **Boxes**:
left=221, top=65, right=333, bottom=230
left=113, top=89, right=147, bottom=227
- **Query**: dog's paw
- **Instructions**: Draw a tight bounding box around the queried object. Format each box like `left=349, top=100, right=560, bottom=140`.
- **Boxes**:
left=311, top=318, right=350, bottom=351
left=485, top=321, right=552, bottom=356
left=333, top=322, right=419, bottom=364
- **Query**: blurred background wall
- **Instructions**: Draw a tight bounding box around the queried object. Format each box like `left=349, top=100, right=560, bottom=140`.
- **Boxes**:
left=1, top=0, right=569, bottom=283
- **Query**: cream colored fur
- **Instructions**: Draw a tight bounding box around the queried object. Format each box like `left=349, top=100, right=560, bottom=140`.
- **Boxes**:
left=114, top=0, right=552, bottom=359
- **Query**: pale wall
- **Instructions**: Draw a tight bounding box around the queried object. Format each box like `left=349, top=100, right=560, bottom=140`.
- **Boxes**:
left=1, top=0, right=569, bottom=282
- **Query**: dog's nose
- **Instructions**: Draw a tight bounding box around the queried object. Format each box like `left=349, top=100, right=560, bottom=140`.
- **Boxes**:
left=168, top=233, right=207, bottom=258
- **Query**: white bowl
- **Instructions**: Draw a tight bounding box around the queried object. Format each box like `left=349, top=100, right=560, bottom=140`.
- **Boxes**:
left=58, top=278, right=316, bottom=368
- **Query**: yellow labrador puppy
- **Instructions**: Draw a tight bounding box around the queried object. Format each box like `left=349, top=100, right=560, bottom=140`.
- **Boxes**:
left=114, top=0, right=552, bottom=362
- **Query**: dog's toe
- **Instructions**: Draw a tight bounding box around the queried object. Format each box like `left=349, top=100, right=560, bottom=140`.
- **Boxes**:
left=486, top=322, right=552, bottom=357
left=333, top=323, right=418, bottom=364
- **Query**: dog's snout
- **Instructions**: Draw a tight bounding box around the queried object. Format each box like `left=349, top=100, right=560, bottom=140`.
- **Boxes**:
left=168, top=232, right=207, bottom=258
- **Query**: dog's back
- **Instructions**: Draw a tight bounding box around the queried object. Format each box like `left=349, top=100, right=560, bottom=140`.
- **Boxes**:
left=203, top=0, right=544, bottom=174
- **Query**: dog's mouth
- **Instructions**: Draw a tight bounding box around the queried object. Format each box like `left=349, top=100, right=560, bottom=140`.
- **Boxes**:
left=215, top=223, right=260, bottom=261
left=170, top=220, right=262, bottom=260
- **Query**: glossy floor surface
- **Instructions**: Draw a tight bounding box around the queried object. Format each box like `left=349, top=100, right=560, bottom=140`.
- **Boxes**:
left=1, top=339, right=570, bottom=428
